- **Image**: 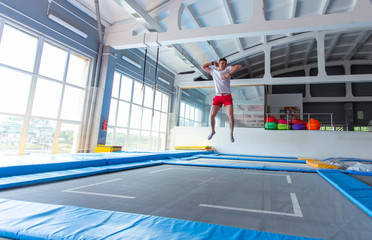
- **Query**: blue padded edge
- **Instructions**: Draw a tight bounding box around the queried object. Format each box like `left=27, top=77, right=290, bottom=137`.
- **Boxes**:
left=199, top=155, right=306, bottom=163
left=0, top=150, right=214, bottom=178
left=216, top=153, right=298, bottom=159
left=0, top=159, right=107, bottom=178
left=344, top=170, right=372, bottom=176
left=0, top=199, right=322, bottom=240
left=164, top=160, right=317, bottom=173
left=317, top=170, right=372, bottom=218
left=0, top=161, right=163, bottom=190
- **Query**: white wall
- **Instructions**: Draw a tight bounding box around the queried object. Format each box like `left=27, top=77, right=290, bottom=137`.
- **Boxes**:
left=171, top=127, right=372, bottom=160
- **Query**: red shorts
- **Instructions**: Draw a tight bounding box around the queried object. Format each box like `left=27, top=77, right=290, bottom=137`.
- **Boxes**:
left=212, top=94, right=233, bottom=107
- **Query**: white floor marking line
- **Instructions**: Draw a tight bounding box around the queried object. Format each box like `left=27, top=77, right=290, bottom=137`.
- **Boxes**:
left=64, top=178, right=122, bottom=191
left=149, top=167, right=211, bottom=174
left=286, top=175, right=292, bottom=184
left=63, top=190, right=136, bottom=199
left=244, top=171, right=292, bottom=184
left=149, top=168, right=175, bottom=173
left=175, top=167, right=211, bottom=172
left=62, top=178, right=136, bottom=199
left=290, top=192, right=303, bottom=217
left=199, top=192, right=303, bottom=218
left=198, top=178, right=225, bottom=185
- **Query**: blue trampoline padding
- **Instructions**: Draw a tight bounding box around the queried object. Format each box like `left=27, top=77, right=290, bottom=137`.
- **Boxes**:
left=164, top=160, right=317, bottom=173
left=317, top=170, right=372, bottom=218
left=0, top=159, right=107, bottom=178
left=0, top=151, right=214, bottom=178
left=199, top=155, right=305, bottom=163
left=344, top=170, right=372, bottom=176
left=0, top=161, right=163, bottom=190
left=0, top=199, right=322, bottom=240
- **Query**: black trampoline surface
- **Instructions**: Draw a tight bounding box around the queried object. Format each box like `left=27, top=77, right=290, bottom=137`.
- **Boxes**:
left=189, top=158, right=313, bottom=169
left=1, top=164, right=372, bottom=240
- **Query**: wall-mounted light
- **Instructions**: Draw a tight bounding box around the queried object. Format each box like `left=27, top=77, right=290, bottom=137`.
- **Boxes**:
left=122, top=55, right=142, bottom=68
left=48, top=13, right=88, bottom=38
left=158, top=77, right=170, bottom=85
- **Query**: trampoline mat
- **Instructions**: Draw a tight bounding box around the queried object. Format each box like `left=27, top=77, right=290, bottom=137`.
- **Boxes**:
left=217, top=154, right=296, bottom=160
left=190, top=158, right=312, bottom=168
left=1, top=165, right=371, bottom=240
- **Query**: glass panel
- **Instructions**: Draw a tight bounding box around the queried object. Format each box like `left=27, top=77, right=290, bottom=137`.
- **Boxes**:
left=180, top=102, right=185, bottom=117
left=25, top=119, right=56, bottom=154
left=132, top=81, right=143, bottom=105
left=120, top=76, right=133, bottom=102
left=105, top=127, right=114, bottom=145
left=112, top=72, right=120, bottom=98
left=127, top=129, right=139, bottom=151
left=66, top=53, right=89, bottom=87
left=58, top=123, right=79, bottom=154
left=0, top=115, right=23, bottom=153
left=130, top=104, right=142, bottom=129
left=0, top=24, right=38, bottom=72
left=185, top=104, right=190, bottom=118
left=160, top=113, right=168, bottom=132
left=141, top=108, right=152, bottom=130
left=154, top=92, right=162, bottom=111
left=38, top=42, right=68, bottom=81
left=113, top=127, right=126, bottom=147
left=151, top=111, right=160, bottom=131
left=150, top=132, right=159, bottom=151
left=161, top=94, right=169, bottom=112
left=139, top=131, right=150, bottom=151
left=159, top=133, right=166, bottom=150
left=143, top=86, right=154, bottom=108
left=0, top=66, right=32, bottom=114
left=32, top=78, right=62, bottom=118
left=60, top=85, right=85, bottom=121
left=108, top=99, right=117, bottom=126
left=117, top=101, right=130, bottom=127
left=178, top=86, right=265, bottom=128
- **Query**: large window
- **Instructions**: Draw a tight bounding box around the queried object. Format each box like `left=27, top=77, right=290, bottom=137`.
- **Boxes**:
left=179, top=102, right=203, bottom=127
left=107, top=72, right=169, bottom=151
left=0, top=22, right=90, bottom=155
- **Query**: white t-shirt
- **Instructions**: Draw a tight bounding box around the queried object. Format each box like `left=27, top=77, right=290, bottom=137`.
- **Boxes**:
left=211, top=66, right=232, bottom=94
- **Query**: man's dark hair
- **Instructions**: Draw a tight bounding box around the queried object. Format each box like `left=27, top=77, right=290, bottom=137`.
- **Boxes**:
left=219, top=58, right=227, bottom=63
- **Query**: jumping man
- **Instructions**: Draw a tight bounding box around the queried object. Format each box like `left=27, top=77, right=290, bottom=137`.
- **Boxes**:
left=202, top=58, right=242, bottom=142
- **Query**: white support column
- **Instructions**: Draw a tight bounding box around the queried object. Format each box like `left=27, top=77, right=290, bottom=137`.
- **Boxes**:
left=264, top=46, right=272, bottom=79
left=316, top=33, right=327, bottom=77
left=344, top=62, right=353, bottom=98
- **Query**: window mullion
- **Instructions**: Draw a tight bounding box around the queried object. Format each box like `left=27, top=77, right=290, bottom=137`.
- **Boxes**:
left=18, top=37, right=44, bottom=155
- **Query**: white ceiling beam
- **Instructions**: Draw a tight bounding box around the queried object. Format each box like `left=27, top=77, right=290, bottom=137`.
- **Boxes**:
left=304, top=39, right=315, bottom=65
left=114, top=0, right=208, bottom=78
left=244, top=59, right=254, bottom=78
left=287, top=0, right=298, bottom=37
left=184, top=6, right=220, bottom=60
left=221, top=0, right=243, bottom=51
left=319, top=0, right=331, bottom=15
left=325, top=33, right=341, bottom=61
left=106, top=0, right=372, bottom=49
left=344, top=31, right=371, bottom=60
left=176, top=74, right=372, bottom=89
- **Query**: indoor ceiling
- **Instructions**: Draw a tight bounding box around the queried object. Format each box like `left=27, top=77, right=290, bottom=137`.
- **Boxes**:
left=67, top=0, right=372, bottom=81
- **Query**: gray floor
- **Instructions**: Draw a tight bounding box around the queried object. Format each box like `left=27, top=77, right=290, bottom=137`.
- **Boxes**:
left=1, top=165, right=372, bottom=240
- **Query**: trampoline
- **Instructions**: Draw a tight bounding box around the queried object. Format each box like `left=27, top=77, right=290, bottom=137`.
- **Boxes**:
left=0, top=151, right=371, bottom=240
